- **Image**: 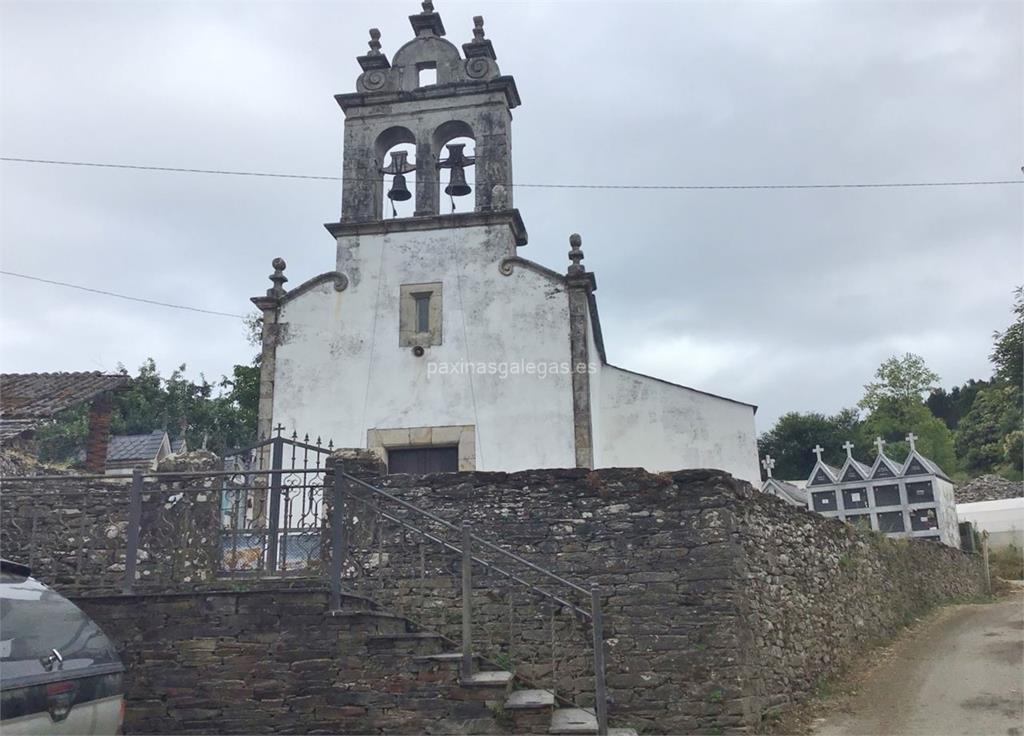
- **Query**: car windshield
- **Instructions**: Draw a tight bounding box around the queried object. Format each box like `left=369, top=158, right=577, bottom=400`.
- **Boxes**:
left=0, top=576, right=120, bottom=687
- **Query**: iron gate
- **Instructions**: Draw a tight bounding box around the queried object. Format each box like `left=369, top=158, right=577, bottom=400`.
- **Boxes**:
left=220, top=426, right=333, bottom=575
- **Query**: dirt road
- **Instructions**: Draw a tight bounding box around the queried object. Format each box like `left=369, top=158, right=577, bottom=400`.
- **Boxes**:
left=813, top=593, right=1023, bottom=736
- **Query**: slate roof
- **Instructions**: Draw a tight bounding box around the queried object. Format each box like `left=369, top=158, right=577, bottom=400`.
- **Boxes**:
left=106, top=431, right=168, bottom=463
left=0, top=372, right=128, bottom=418
left=762, top=478, right=808, bottom=507
left=903, top=450, right=952, bottom=482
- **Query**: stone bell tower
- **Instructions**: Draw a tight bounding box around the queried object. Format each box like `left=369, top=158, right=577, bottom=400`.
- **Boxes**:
left=333, top=2, right=523, bottom=227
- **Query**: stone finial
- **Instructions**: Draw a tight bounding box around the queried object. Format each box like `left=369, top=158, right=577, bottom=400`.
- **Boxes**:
left=874, top=436, right=886, bottom=455
left=568, top=233, right=584, bottom=275
left=367, top=28, right=382, bottom=54
left=842, top=441, right=855, bottom=459
left=410, top=0, right=445, bottom=37
left=268, top=257, right=288, bottom=298
left=905, top=432, right=918, bottom=452
left=761, top=454, right=775, bottom=479
left=463, top=13, right=496, bottom=60
left=812, top=444, right=824, bottom=463
left=358, top=28, right=390, bottom=71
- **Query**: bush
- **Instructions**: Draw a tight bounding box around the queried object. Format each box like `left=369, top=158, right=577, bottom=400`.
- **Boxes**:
left=990, top=544, right=1024, bottom=580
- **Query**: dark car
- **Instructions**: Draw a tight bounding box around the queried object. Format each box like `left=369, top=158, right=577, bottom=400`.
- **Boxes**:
left=0, top=559, right=125, bottom=734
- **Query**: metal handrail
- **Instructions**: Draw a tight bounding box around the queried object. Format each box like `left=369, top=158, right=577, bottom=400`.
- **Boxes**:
left=342, top=472, right=591, bottom=596
left=340, top=487, right=588, bottom=618
left=334, top=467, right=609, bottom=735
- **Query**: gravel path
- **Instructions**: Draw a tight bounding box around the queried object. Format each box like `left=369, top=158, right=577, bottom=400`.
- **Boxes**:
left=813, top=593, right=1023, bottom=736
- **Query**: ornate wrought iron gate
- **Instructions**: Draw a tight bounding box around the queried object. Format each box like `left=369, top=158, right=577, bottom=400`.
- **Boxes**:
left=220, top=426, right=333, bottom=575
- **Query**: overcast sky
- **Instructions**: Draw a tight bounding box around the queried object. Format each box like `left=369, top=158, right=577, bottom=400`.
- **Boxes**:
left=1, top=0, right=1021, bottom=432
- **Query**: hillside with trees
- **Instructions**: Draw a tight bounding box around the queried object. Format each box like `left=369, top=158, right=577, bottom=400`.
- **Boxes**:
left=759, top=287, right=1023, bottom=483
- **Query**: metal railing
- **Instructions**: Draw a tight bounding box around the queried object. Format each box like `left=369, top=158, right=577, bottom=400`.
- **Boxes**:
left=328, top=464, right=610, bottom=734
left=0, top=453, right=610, bottom=733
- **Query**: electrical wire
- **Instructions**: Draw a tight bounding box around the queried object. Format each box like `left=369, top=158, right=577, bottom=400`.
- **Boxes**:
left=0, top=270, right=247, bottom=319
left=2, top=156, right=1021, bottom=191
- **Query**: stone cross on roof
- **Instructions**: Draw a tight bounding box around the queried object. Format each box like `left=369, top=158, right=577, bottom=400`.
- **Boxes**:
left=812, top=444, right=824, bottom=463
left=761, top=454, right=775, bottom=478
left=906, top=432, right=918, bottom=452
left=874, top=436, right=886, bottom=455
left=842, top=440, right=855, bottom=459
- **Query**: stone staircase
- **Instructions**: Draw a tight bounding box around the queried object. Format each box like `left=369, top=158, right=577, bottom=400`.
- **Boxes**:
left=340, top=592, right=635, bottom=735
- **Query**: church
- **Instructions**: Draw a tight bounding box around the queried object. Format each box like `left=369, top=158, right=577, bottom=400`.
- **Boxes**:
left=251, top=2, right=760, bottom=484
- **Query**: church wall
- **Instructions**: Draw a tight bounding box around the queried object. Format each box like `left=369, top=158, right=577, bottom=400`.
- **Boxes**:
left=272, top=223, right=578, bottom=471
left=595, top=365, right=760, bottom=483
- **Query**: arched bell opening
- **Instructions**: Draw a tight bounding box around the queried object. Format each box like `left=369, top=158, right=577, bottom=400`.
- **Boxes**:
left=432, top=121, right=476, bottom=215
left=374, top=126, right=416, bottom=220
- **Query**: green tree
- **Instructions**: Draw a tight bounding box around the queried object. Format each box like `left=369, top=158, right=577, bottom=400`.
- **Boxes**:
left=857, top=353, right=958, bottom=472
left=859, top=353, right=940, bottom=414
left=926, top=379, right=988, bottom=430
left=36, top=357, right=259, bottom=465
left=954, top=288, right=1024, bottom=478
left=991, top=286, right=1023, bottom=387
left=757, top=408, right=862, bottom=480
left=861, top=399, right=957, bottom=469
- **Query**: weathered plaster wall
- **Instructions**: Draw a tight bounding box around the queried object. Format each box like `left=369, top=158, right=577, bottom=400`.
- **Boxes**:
left=273, top=222, right=579, bottom=471
left=594, top=365, right=760, bottom=483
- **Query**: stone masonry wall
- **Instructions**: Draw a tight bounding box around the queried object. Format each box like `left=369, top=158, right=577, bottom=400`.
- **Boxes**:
left=735, top=490, right=988, bottom=718
left=0, top=475, right=220, bottom=594
left=330, top=466, right=987, bottom=733
left=74, top=587, right=512, bottom=735
left=2, top=465, right=987, bottom=734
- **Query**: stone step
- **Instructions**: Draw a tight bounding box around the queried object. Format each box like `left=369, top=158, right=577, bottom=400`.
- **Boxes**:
left=549, top=708, right=596, bottom=734
left=367, top=632, right=444, bottom=641
left=504, top=689, right=555, bottom=710
left=549, top=709, right=636, bottom=736
left=460, top=669, right=514, bottom=687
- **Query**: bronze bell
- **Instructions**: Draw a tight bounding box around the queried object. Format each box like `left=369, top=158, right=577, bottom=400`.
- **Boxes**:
left=387, top=173, right=412, bottom=201
left=444, top=166, right=471, bottom=197
left=440, top=143, right=474, bottom=197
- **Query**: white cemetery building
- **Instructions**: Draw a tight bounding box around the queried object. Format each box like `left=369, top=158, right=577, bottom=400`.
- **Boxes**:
left=758, top=455, right=808, bottom=507
left=789, top=434, right=960, bottom=547
left=251, top=2, right=760, bottom=481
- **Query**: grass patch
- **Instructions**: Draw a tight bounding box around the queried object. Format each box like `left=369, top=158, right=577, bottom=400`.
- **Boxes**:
left=990, top=544, right=1024, bottom=580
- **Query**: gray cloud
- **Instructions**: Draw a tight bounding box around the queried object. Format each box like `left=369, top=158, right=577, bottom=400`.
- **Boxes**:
left=1, top=0, right=1020, bottom=431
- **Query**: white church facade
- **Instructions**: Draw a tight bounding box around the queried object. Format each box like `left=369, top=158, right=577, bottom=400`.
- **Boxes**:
left=252, top=2, right=760, bottom=483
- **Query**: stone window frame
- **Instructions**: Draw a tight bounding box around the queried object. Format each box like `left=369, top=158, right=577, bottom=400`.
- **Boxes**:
left=399, top=282, right=443, bottom=347
left=367, top=425, right=475, bottom=471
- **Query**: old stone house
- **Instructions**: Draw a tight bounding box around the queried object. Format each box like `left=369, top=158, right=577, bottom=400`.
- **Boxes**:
left=252, top=1, right=760, bottom=483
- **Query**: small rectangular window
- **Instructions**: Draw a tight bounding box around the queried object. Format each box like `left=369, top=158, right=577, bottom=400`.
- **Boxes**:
left=418, top=66, right=437, bottom=87
left=413, top=293, right=431, bottom=333
left=399, top=282, right=442, bottom=347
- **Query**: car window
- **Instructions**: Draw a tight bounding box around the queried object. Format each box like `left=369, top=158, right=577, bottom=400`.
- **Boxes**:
left=0, top=580, right=120, bottom=688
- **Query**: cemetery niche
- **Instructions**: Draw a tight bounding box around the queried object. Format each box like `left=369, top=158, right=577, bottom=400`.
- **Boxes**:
left=761, top=434, right=960, bottom=547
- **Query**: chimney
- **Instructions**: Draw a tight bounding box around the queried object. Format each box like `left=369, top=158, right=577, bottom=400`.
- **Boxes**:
left=85, top=393, right=114, bottom=473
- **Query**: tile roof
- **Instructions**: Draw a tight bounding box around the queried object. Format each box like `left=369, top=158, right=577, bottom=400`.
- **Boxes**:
left=106, top=431, right=168, bottom=463
left=0, top=418, right=40, bottom=442
left=0, top=372, right=128, bottom=419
